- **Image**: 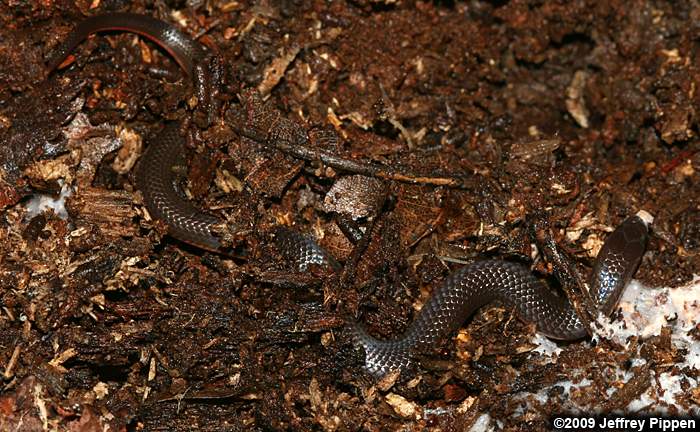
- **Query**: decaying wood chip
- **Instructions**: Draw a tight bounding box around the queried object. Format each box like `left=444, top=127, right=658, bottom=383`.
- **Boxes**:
left=65, top=187, right=137, bottom=239
left=323, top=175, right=386, bottom=220
left=384, top=392, right=420, bottom=418
left=111, top=127, right=143, bottom=174
left=566, top=70, right=590, bottom=128
left=509, top=138, right=560, bottom=162
left=376, top=369, right=400, bottom=392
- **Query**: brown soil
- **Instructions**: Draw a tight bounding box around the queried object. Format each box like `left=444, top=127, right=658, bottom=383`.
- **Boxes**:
left=0, top=1, right=698, bottom=431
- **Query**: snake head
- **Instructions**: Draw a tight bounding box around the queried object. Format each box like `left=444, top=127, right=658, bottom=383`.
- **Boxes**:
left=590, top=212, right=651, bottom=316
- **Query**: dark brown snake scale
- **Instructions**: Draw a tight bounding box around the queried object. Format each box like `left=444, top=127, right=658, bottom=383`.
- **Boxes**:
left=47, top=13, right=651, bottom=377
left=47, top=12, right=206, bottom=75
left=135, top=123, right=222, bottom=251
left=48, top=13, right=222, bottom=252
left=351, top=214, right=649, bottom=376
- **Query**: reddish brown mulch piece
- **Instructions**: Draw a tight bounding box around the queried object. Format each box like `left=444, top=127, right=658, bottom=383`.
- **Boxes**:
left=1, top=1, right=698, bottom=430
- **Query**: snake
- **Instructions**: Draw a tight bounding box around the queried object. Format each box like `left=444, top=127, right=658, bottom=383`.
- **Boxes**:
left=45, top=12, right=651, bottom=377
left=350, top=214, right=650, bottom=375
left=47, top=12, right=223, bottom=251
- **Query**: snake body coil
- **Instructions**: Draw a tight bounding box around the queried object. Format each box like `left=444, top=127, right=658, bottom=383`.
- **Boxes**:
left=48, top=13, right=223, bottom=251
left=135, top=123, right=222, bottom=251
left=48, top=13, right=652, bottom=377
left=351, top=215, right=649, bottom=375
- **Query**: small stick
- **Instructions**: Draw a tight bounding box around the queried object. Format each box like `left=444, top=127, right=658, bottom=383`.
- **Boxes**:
left=267, top=138, right=470, bottom=188
left=236, top=89, right=475, bottom=189
left=3, top=344, right=21, bottom=379
left=529, top=215, right=597, bottom=333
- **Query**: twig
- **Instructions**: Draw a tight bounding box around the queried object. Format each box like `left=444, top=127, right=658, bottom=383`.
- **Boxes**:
left=236, top=89, right=475, bottom=189
left=267, top=138, right=470, bottom=188
left=529, top=214, right=597, bottom=333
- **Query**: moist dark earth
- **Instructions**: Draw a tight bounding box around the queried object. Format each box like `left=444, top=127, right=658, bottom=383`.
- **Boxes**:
left=1, top=0, right=699, bottom=430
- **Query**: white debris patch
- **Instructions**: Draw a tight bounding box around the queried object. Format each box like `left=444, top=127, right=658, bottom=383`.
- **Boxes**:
left=26, top=183, right=73, bottom=220
left=529, top=378, right=593, bottom=411
left=509, top=376, right=596, bottom=422
left=595, top=277, right=700, bottom=344
left=531, top=333, right=562, bottom=358
left=626, top=371, right=699, bottom=415
left=686, top=333, right=700, bottom=370
left=509, top=276, right=700, bottom=419
left=594, top=276, right=700, bottom=414
left=468, top=413, right=494, bottom=432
